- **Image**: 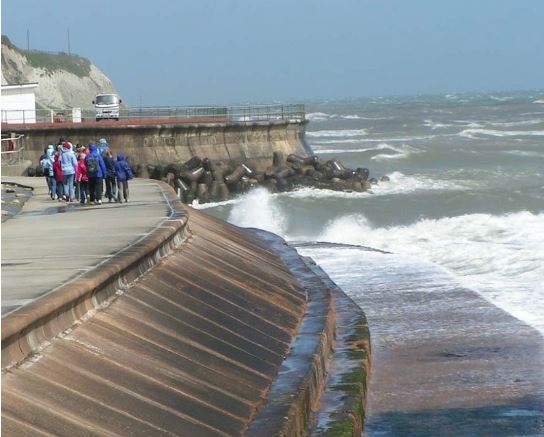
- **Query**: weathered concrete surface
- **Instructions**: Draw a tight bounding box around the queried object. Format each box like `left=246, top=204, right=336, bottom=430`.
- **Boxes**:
left=1, top=177, right=178, bottom=316
left=1, top=187, right=313, bottom=436
left=0, top=160, right=33, bottom=177
left=1, top=177, right=188, bottom=369
left=1, top=182, right=33, bottom=222
left=4, top=120, right=309, bottom=173
left=304, top=257, right=371, bottom=437
left=244, top=230, right=336, bottom=437
left=2, top=179, right=372, bottom=436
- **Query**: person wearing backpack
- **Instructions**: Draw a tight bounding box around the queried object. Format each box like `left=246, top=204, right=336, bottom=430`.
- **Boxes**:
left=114, top=153, right=134, bottom=203
left=103, top=149, right=117, bottom=203
left=85, top=143, right=107, bottom=205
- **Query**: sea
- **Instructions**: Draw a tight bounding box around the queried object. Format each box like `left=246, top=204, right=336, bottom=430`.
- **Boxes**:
left=196, top=90, right=544, bottom=339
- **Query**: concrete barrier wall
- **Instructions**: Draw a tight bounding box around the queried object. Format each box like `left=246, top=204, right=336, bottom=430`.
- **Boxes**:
left=2, top=182, right=372, bottom=436
left=6, top=121, right=309, bottom=173
left=1, top=186, right=310, bottom=436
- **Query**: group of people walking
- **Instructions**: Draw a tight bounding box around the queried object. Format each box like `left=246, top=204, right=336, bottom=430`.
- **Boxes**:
left=40, top=138, right=134, bottom=205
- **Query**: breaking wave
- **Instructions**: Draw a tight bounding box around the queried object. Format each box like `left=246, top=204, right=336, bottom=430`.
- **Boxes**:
left=459, top=128, right=544, bottom=139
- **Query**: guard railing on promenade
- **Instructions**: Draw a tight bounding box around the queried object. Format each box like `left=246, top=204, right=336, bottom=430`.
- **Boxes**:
left=1, top=134, right=25, bottom=164
left=1, top=104, right=305, bottom=125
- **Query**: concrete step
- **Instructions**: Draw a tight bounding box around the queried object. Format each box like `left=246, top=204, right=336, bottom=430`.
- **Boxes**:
left=242, top=230, right=371, bottom=437
left=1, top=160, right=32, bottom=176
left=302, top=257, right=371, bottom=437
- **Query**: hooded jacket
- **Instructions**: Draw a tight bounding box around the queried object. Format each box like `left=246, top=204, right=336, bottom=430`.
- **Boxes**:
left=53, top=154, right=63, bottom=182
left=60, top=143, right=78, bottom=176
left=76, top=157, right=89, bottom=183
left=85, top=144, right=107, bottom=179
left=114, top=153, right=134, bottom=182
left=40, top=146, right=55, bottom=177
left=98, top=138, right=109, bottom=155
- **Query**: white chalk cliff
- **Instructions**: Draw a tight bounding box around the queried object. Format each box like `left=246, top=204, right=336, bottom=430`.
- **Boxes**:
left=1, top=35, right=118, bottom=110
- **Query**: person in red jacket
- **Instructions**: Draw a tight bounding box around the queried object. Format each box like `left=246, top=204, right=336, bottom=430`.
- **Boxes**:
left=53, top=147, right=64, bottom=200
left=76, top=153, right=89, bottom=204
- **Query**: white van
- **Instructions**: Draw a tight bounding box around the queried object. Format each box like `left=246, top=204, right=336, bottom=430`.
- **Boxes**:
left=92, top=93, right=122, bottom=121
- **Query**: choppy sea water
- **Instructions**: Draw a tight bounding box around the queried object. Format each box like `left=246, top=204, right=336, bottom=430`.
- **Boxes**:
left=196, top=90, right=544, bottom=336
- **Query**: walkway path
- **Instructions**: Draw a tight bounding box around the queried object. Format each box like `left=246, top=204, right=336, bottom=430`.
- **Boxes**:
left=1, top=177, right=174, bottom=316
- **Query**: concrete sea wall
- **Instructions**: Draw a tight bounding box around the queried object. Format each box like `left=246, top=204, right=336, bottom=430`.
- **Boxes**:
left=1, top=181, right=371, bottom=436
left=5, top=120, right=310, bottom=173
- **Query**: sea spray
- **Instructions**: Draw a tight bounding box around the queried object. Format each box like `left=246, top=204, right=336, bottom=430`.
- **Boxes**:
left=227, top=188, right=286, bottom=235
left=317, top=211, right=544, bottom=334
left=226, top=188, right=544, bottom=334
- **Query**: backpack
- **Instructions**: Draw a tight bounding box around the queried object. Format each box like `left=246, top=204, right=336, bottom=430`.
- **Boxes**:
left=40, top=158, right=49, bottom=173
left=86, top=156, right=99, bottom=176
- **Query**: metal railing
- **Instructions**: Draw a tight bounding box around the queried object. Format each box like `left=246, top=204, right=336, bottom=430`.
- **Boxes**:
left=1, top=134, right=25, bottom=164
left=1, top=104, right=305, bottom=125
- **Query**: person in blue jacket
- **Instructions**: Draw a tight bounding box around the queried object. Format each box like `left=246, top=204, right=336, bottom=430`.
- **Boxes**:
left=60, top=142, right=78, bottom=202
left=114, top=153, right=134, bottom=203
left=85, top=144, right=107, bottom=204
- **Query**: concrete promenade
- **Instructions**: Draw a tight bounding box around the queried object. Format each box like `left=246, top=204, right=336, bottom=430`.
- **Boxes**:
left=1, top=177, right=174, bottom=316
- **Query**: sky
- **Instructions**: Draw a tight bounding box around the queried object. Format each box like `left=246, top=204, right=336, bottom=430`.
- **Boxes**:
left=1, top=0, right=543, bottom=106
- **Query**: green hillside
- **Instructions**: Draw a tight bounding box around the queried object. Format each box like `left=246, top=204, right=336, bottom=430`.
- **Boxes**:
left=1, top=35, right=91, bottom=78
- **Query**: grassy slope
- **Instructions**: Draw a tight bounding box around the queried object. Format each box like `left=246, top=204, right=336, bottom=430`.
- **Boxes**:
left=1, top=35, right=91, bottom=78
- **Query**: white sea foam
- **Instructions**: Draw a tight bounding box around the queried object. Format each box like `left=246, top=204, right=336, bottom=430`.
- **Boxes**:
left=315, top=211, right=544, bottom=334
left=227, top=188, right=285, bottom=235
left=311, top=138, right=369, bottom=145
left=191, top=197, right=242, bottom=210
left=487, top=119, right=544, bottom=128
left=533, top=99, right=544, bottom=104
left=310, top=134, right=442, bottom=146
left=370, top=143, right=423, bottom=161
left=429, top=118, right=544, bottom=130
left=311, top=142, right=411, bottom=155
left=489, top=95, right=514, bottom=102
left=306, top=112, right=395, bottom=122
left=224, top=190, right=544, bottom=334
left=459, top=128, right=544, bottom=139
left=371, top=171, right=466, bottom=193
left=452, top=120, right=485, bottom=128
left=502, top=150, right=544, bottom=158
left=311, top=147, right=383, bottom=154
left=306, top=129, right=369, bottom=138
left=283, top=172, right=465, bottom=198
left=423, top=119, right=453, bottom=130
left=306, top=112, right=331, bottom=121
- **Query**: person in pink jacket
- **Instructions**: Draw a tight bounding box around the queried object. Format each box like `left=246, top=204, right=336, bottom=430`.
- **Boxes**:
left=76, top=153, right=89, bottom=204
left=53, top=147, right=64, bottom=200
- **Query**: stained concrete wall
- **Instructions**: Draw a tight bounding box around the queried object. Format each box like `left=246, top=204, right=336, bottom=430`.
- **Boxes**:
left=2, top=201, right=308, bottom=437
left=1, top=181, right=371, bottom=436
left=5, top=121, right=309, bottom=173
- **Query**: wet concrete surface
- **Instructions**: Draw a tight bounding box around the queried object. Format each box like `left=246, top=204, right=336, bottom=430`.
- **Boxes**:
left=1, top=182, right=33, bottom=222
left=298, top=247, right=544, bottom=437
left=2, top=206, right=309, bottom=437
left=1, top=177, right=173, bottom=316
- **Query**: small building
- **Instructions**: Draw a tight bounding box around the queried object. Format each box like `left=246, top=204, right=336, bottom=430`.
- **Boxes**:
left=1, top=83, right=38, bottom=124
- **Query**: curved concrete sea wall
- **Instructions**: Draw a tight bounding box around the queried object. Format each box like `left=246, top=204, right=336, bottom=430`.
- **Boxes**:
left=6, top=120, right=309, bottom=173
left=1, top=183, right=370, bottom=437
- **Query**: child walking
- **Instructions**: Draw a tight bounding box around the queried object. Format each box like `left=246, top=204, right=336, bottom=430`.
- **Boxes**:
left=76, top=153, right=89, bottom=204
left=114, top=153, right=133, bottom=203
left=103, top=149, right=117, bottom=202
